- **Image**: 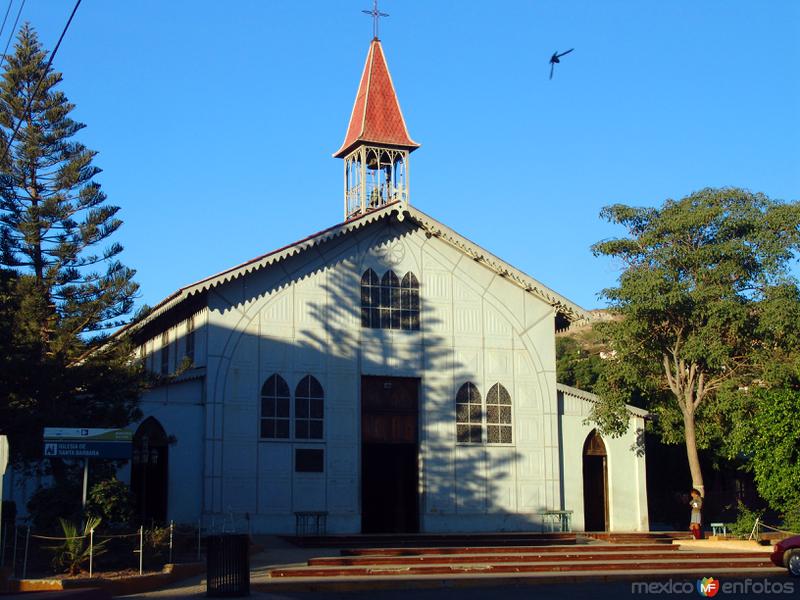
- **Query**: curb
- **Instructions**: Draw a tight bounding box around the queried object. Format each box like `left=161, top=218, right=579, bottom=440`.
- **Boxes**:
left=6, top=562, right=204, bottom=596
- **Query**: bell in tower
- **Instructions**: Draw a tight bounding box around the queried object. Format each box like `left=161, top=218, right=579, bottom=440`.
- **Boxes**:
left=334, top=38, right=420, bottom=220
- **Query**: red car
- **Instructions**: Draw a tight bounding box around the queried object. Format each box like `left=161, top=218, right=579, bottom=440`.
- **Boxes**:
left=771, top=535, right=800, bottom=576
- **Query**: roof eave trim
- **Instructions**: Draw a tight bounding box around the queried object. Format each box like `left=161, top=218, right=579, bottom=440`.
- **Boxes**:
left=556, top=382, right=650, bottom=419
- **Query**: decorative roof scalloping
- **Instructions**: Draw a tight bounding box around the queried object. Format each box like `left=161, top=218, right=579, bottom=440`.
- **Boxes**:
left=556, top=382, right=650, bottom=418
left=116, top=202, right=405, bottom=338
left=403, top=204, right=587, bottom=321
left=119, top=201, right=590, bottom=337
left=334, top=39, right=420, bottom=158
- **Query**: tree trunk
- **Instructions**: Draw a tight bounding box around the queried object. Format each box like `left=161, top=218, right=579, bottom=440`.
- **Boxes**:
left=682, top=408, right=705, bottom=497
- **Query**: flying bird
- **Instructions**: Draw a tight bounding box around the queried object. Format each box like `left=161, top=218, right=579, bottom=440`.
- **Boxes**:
left=549, top=48, right=574, bottom=80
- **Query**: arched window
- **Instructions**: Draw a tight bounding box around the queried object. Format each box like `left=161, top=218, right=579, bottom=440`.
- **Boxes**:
left=260, top=374, right=290, bottom=439
left=295, top=375, right=324, bottom=440
left=361, top=268, right=380, bottom=328
left=380, top=270, right=400, bottom=329
left=360, top=268, right=420, bottom=330
left=486, top=383, right=512, bottom=444
left=400, top=272, right=420, bottom=331
left=456, top=382, right=482, bottom=444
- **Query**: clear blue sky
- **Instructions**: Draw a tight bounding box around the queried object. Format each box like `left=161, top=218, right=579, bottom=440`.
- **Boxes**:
left=18, top=1, right=800, bottom=311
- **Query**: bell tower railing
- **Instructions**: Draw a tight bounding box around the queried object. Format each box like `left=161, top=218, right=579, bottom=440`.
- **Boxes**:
left=344, top=145, right=409, bottom=220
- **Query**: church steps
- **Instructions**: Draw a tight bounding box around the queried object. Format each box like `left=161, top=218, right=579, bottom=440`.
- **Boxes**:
left=340, top=542, right=679, bottom=556
left=586, top=532, right=692, bottom=543
left=283, top=532, right=577, bottom=548
left=254, top=567, right=786, bottom=594
left=307, top=550, right=767, bottom=567
left=269, top=556, right=776, bottom=578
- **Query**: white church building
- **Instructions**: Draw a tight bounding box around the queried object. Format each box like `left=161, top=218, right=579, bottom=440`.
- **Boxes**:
left=119, top=37, right=649, bottom=534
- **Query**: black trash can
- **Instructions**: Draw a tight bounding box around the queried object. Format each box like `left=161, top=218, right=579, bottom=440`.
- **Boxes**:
left=206, top=534, right=250, bottom=597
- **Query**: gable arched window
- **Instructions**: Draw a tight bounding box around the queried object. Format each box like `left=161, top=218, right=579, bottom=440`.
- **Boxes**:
left=380, top=270, right=400, bottom=329
left=360, top=268, right=420, bottom=331
left=295, top=375, right=324, bottom=440
left=260, top=374, right=290, bottom=439
left=361, top=268, right=380, bottom=328
left=486, top=383, right=512, bottom=444
left=400, top=272, right=420, bottom=331
left=456, top=382, right=483, bottom=444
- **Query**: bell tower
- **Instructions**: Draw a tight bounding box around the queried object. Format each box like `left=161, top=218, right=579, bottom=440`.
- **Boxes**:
left=334, top=38, right=420, bottom=220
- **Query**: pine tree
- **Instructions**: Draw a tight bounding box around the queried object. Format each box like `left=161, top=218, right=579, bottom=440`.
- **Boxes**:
left=0, top=25, right=143, bottom=471
left=0, top=24, right=138, bottom=360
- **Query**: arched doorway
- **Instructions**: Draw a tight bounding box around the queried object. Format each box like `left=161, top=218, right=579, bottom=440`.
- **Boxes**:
left=131, top=417, right=168, bottom=525
left=583, top=429, right=609, bottom=531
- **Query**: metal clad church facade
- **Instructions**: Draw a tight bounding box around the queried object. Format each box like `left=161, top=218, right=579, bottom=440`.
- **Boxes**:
left=124, top=210, right=649, bottom=533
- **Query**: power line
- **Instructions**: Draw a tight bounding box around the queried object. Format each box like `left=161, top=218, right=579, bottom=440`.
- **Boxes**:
left=0, top=0, right=81, bottom=166
left=0, top=0, right=14, bottom=42
left=0, top=0, right=26, bottom=73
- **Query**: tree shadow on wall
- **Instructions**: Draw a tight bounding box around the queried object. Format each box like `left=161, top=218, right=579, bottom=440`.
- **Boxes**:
left=156, top=216, right=554, bottom=533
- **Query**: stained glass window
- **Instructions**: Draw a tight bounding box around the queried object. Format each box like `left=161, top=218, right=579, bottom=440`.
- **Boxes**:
left=260, top=374, right=290, bottom=439
left=401, top=272, right=420, bottom=331
left=360, top=268, right=380, bottom=328
left=486, top=383, right=512, bottom=444
left=456, top=382, right=483, bottom=444
left=361, top=269, right=420, bottom=330
left=295, top=375, right=324, bottom=440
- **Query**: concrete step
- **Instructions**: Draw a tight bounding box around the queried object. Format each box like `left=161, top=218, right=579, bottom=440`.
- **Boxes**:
left=586, top=532, right=692, bottom=543
left=270, top=556, right=776, bottom=578
left=309, top=550, right=770, bottom=567
left=341, top=542, right=681, bottom=557
left=284, top=532, right=577, bottom=548
left=254, top=566, right=786, bottom=594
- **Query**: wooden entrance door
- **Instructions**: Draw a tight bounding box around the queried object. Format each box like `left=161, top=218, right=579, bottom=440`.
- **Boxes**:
left=131, top=417, right=169, bottom=525
left=361, top=376, right=419, bottom=533
left=582, top=430, right=609, bottom=531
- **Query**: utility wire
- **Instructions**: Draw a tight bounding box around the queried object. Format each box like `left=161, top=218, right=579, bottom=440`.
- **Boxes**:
left=0, top=0, right=14, bottom=43
left=0, top=0, right=81, bottom=165
left=0, top=0, right=25, bottom=73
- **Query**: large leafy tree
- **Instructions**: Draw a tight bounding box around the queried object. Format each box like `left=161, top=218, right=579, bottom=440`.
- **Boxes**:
left=0, top=25, right=142, bottom=470
left=740, top=388, right=800, bottom=524
left=590, top=187, right=800, bottom=495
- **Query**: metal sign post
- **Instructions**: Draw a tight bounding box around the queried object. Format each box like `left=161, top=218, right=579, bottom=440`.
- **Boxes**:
left=82, top=457, right=89, bottom=508
left=0, top=435, right=8, bottom=560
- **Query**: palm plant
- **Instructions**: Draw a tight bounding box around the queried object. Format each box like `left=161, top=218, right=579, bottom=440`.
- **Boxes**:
left=48, top=516, right=108, bottom=576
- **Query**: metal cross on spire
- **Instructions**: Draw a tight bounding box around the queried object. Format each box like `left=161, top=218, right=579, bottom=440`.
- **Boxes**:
left=362, top=0, right=389, bottom=40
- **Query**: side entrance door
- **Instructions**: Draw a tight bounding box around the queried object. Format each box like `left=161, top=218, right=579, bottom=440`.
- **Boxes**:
left=361, top=376, right=420, bottom=533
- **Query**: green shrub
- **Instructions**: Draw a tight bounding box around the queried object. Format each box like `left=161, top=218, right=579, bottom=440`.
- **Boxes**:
left=85, top=478, right=134, bottom=527
left=726, top=501, right=765, bottom=537
left=781, top=504, right=800, bottom=535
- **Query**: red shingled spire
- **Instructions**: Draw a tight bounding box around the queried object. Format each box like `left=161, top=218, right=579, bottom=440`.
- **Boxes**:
left=334, top=39, right=420, bottom=158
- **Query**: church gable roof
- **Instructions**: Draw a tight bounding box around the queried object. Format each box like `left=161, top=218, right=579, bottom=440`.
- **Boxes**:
left=557, top=383, right=650, bottom=419
left=334, top=39, right=419, bottom=158
left=121, top=202, right=589, bottom=336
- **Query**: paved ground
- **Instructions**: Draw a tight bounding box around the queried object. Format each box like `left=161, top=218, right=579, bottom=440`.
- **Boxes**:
left=116, top=576, right=796, bottom=600
left=2, top=537, right=791, bottom=599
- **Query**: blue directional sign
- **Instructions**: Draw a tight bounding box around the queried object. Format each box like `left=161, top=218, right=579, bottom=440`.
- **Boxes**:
left=43, top=428, right=133, bottom=459
left=43, top=440, right=132, bottom=459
